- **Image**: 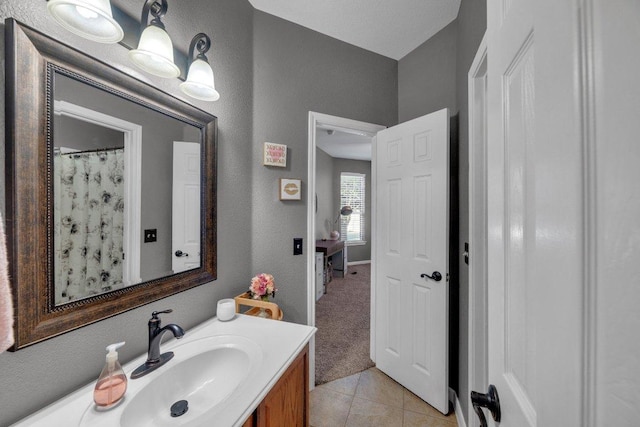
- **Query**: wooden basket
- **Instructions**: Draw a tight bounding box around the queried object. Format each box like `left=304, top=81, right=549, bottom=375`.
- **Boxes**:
left=234, top=292, right=283, bottom=320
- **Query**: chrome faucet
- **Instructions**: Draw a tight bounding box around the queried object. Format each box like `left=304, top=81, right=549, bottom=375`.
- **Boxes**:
left=131, top=309, right=185, bottom=379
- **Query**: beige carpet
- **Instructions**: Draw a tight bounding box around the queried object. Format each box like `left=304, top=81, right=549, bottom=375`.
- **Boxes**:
left=315, top=263, right=375, bottom=385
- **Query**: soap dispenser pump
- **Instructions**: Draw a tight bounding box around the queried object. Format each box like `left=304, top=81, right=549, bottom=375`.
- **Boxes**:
left=94, top=342, right=127, bottom=408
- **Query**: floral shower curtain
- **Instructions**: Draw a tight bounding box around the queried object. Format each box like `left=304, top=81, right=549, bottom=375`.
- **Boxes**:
left=54, top=148, right=125, bottom=305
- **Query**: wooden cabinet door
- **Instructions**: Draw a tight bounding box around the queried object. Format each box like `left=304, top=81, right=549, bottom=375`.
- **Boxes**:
left=242, top=413, right=255, bottom=427
left=257, top=345, right=309, bottom=427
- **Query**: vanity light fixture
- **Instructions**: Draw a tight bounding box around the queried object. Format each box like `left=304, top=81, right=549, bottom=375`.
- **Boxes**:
left=128, top=0, right=180, bottom=78
left=47, top=0, right=124, bottom=43
left=46, top=0, right=220, bottom=101
left=180, top=33, right=220, bottom=102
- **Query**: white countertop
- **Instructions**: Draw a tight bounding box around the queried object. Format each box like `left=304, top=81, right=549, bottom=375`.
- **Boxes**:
left=12, top=314, right=316, bottom=427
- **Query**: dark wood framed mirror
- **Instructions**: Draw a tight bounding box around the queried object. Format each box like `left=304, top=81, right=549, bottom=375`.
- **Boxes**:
left=4, top=19, right=217, bottom=350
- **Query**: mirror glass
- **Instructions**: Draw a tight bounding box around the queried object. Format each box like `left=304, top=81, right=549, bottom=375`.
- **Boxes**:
left=52, top=73, right=202, bottom=305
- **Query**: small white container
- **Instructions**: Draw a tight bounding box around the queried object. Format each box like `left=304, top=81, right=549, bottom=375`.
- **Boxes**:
left=217, top=298, right=236, bottom=321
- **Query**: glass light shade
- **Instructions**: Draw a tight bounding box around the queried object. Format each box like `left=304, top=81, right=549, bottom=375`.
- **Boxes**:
left=128, top=25, right=180, bottom=78
left=180, top=58, right=220, bottom=101
left=47, top=0, right=124, bottom=43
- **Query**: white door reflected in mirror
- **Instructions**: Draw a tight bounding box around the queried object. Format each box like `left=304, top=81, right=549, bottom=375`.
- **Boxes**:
left=172, top=141, right=202, bottom=274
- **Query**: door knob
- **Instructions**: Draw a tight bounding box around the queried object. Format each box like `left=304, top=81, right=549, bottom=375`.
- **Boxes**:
left=471, top=384, right=501, bottom=427
left=175, top=250, right=189, bottom=257
left=420, top=271, right=442, bottom=282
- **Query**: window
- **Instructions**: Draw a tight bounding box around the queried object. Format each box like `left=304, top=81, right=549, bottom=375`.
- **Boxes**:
left=340, top=172, right=366, bottom=244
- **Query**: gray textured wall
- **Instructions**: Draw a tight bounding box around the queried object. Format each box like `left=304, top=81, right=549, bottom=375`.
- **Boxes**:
left=332, top=158, right=372, bottom=262
left=0, top=0, right=254, bottom=425
left=398, top=20, right=458, bottom=123
left=251, top=10, right=397, bottom=324
left=55, top=117, right=124, bottom=151
left=315, top=148, right=335, bottom=240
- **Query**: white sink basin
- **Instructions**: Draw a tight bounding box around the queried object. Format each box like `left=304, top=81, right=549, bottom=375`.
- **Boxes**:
left=80, top=335, right=262, bottom=427
left=13, top=315, right=316, bottom=427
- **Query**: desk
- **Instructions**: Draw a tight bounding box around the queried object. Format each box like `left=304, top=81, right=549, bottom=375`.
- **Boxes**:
left=315, top=239, right=347, bottom=293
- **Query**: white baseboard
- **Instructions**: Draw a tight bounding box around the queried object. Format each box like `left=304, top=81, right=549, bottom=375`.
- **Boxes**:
left=347, top=260, right=371, bottom=266
left=449, top=388, right=467, bottom=427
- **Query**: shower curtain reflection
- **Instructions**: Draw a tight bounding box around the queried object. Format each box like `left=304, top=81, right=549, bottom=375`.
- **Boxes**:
left=54, top=147, right=125, bottom=305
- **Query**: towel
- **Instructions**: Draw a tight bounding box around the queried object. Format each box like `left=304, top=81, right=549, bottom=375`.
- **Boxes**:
left=0, top=213, right=14, bottom=352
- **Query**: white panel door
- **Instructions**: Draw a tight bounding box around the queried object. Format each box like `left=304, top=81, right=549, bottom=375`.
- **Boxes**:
left=482, top=0, right=590, bottom=425
left=172, top=141, right=201, bottom=273
left=375, top=108, right=449, bottom=414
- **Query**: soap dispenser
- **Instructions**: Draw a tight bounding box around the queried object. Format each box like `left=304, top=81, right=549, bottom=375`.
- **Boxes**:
left=94, top=342, right=127, bottom=408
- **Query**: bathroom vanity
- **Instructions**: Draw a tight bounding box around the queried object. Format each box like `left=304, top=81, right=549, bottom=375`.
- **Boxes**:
left=12, top=315, right=316, bottom=427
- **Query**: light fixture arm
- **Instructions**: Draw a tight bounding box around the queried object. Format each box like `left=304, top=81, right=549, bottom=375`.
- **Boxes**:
left=188, top=33, right=211, bottom=63
left=141, top=0, right=168, bottom=30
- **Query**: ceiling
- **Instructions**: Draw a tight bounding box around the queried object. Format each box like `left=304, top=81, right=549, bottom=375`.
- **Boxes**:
left=248, top=0, right=461, bottom=60
left=316, top=127, right=373, bottom=161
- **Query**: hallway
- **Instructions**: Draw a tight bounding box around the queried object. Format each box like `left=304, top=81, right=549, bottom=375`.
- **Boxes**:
left=315, top=263, right=374, bottom=384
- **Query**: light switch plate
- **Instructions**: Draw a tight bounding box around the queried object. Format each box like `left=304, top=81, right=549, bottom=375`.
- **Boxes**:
left=145, top=229, right=157, bottom=243
left=293, top=238, right=303, bottom=255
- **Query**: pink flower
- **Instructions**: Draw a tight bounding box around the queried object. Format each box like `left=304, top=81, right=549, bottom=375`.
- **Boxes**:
left=249, top=273, right=277, bottom=300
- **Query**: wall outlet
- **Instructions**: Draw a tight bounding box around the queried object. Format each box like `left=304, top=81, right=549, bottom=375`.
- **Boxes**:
left=293, top=238, right=303, bottom=255
left=144, top=229, right=157, bottom=243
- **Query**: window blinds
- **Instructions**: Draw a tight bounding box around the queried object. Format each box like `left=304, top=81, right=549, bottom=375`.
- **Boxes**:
left=340, top=172, right=365, bottom=243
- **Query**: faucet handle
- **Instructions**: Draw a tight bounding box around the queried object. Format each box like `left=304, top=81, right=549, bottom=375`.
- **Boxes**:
left=151, top=309, right=173, bottom=320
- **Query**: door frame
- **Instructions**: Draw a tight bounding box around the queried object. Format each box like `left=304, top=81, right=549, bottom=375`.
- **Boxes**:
left=467, top=33, right=488, bottom=427
left=306, top=112, right=385, bottom=389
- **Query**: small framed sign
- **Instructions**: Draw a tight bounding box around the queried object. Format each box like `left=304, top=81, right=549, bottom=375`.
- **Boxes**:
left=279, top=178, right=301, bottom=200
left=263, top=142, right=287, bottom=167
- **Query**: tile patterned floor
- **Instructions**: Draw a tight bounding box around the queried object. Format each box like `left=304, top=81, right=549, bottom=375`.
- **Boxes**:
left=310, top=367, right=458, bottom=427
